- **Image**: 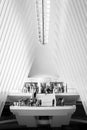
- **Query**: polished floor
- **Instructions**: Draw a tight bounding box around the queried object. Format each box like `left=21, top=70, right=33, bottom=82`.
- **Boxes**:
left=0, top=120, right=87, bottom=130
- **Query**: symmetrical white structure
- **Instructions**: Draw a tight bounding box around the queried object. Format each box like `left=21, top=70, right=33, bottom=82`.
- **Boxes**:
left=0, top=0, right=87, bottom=119
left=9, top=77, right=79, bottom=127
left=10, top=105, right=76, bottom=127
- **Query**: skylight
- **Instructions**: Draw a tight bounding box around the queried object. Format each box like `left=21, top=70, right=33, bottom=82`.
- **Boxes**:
left=36, top=0, right=50, bottom=45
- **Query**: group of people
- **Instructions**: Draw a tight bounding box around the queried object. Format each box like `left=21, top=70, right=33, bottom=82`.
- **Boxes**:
left=22, top=82, right=39, bottom=93
left=22, top=82, right=67, bottom=94
left=13, top=82, right=67, bottom=107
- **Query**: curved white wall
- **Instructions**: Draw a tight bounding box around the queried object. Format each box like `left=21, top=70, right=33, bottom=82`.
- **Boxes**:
left=0, top=0, right=38, bottom=115
left=50, top=0, right=87, bottom=112
left=0, top=0, right=37, bottom=92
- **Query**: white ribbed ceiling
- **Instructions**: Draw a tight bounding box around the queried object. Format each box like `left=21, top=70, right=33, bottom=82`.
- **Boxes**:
left=0, top=0, right=37, bottom=92
left=0, top=0, right=87, bottom=114
left=49, top=0, right=87, bottom=112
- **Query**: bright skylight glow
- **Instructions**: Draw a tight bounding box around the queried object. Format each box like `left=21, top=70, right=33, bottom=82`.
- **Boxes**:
left=36, top=0, right=50, bottom=44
